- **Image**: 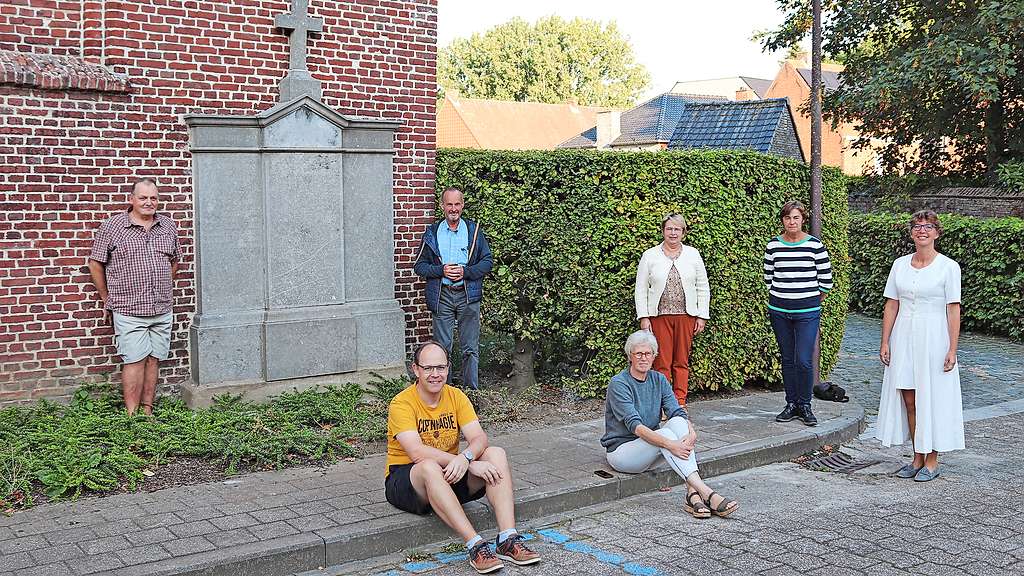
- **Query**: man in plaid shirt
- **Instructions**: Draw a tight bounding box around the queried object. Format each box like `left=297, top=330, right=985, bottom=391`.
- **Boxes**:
left=88, top=178, right=180, bottom=416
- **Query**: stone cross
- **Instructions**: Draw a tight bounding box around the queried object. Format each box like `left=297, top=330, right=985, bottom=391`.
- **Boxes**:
left=275, top=0, right=324, bottom=101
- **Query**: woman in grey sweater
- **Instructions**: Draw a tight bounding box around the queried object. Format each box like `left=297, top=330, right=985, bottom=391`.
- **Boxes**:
left=601, top=330, right=739, bottom=519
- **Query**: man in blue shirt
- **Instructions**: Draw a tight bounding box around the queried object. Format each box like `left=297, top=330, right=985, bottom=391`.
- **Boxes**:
left=414, top=187, right=493, bottom=390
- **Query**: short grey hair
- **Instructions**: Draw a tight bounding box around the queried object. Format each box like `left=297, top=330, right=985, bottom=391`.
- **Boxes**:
left=661, top=212, right=687, bottom=231
left=623, top=330, right=659, bottom=357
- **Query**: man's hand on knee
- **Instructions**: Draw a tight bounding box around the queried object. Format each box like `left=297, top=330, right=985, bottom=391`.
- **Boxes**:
left=469, top=461, right=502, bottom=486
left=443, top=455, right=469, bottom=484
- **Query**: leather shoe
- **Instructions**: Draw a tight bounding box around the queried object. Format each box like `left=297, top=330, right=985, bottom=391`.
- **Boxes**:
left=895, top=463, right=923, bottom=478
left=914, top=466, right=940, bottom=482
left=776, top=403, right=799, bottom=422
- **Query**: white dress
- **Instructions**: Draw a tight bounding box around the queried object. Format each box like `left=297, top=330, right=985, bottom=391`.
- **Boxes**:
left=875, top=253, right=965, bottom=453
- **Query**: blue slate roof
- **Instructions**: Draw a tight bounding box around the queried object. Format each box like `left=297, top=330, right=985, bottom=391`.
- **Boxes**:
left=668, top=98, right=804, bottom=161
left=797, top=68, right=842, bottom=90
left=558, top=92, right=726, bottom=148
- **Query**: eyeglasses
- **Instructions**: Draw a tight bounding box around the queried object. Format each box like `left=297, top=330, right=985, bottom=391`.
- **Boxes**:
left=631, top=351, right=654, bottom=359
left=415, top=363, right=449, bottom=374
left=911, top=224, right=937, bottom=231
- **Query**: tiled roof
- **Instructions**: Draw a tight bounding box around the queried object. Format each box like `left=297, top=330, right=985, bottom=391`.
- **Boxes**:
left=739, top=76, right=773, bottom=98
left=668, top=98, right=801, bottom=159
left=558, top=92, right=726, bottom=148
left=796, top=68, right=842, bottom=91
left=437, top=95, right=608, bottom=150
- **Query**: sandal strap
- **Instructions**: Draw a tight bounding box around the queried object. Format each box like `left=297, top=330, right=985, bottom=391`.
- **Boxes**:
left=687, top=491, right=709, bottom=511
left=706, top=491, right=735, bottom=512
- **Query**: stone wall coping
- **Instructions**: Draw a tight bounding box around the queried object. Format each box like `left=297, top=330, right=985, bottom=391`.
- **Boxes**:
left=0, top=50, right=130, bottom=93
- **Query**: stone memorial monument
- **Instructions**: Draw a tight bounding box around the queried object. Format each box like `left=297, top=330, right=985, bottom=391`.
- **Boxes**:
left=181, top=0, right=407, bottom=406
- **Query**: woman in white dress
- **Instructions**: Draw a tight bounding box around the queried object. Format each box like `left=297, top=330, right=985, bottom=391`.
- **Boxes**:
left=876, top=210, right=965, bottom=482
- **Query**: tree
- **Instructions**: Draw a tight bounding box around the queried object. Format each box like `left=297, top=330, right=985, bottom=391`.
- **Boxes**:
left=759, top=0, right=1024, bottom=179
left=439, top=16, right=650, bottom=108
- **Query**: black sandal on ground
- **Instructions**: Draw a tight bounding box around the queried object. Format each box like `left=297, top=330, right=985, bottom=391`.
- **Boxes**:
left=685, top=490, right=711, bottom=519
left=705, top=491, right=739, bottom=518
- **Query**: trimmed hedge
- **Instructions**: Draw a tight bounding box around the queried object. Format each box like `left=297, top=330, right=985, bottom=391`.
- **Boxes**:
left=849, top=213, right=1024, bottom=340
left=436, top=149, right=850, bottom=397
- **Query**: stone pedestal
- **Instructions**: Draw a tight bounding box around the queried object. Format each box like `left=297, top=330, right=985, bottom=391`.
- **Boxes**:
left=182, top=97, right=406, bottom=406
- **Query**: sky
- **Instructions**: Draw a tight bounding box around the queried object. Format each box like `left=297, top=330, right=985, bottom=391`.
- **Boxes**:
left=437, top=0, right=792, bottom=101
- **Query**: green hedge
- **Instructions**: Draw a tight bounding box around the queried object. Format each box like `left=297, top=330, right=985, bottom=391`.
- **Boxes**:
left=436, top=149, right=850, bottom=397
left=849, top=213, right=1024, bottom=340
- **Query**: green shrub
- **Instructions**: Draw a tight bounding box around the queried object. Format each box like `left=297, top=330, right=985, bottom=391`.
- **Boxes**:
left=997, top=160, right=1024, bottom=192
left=436, top=149, right=850, bottom=397
left=849, top=213, right=1024, bottom=340
left=0, top=381, right=388, bottom=505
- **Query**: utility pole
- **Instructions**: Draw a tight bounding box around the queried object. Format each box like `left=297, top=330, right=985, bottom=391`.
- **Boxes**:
left=811, top=0, right=824, bottom=387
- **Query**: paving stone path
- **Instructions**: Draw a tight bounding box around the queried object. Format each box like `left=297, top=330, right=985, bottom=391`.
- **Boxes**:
left=343, top=410, right=1024, bottom=576
left=832, top=313, right=1024, bottom=421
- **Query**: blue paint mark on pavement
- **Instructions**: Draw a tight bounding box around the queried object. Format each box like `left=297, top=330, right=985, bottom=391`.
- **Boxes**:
left=433, top=550, right=468, bottom=564
left=401, top=560, right=440, bottom=572
left=537, top=528, right=571, bottom=543
left=564, top=541, right=625, bottom=565
left=382, top=528, right=660, bottom=575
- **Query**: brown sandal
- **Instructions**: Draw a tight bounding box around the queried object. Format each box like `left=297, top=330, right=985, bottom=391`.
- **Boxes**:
left=685, top=490, right=711, bottom=519
left=706, top=491, right=738, bottom=518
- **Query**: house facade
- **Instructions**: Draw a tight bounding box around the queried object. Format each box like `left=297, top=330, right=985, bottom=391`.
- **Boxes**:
left=764, top=55, right=879, bottom=175
left=0, top=0, right=438, bottom=404
left=437, top=95, right=607, bottom=150
left=558, top=93, right=803, bottom=162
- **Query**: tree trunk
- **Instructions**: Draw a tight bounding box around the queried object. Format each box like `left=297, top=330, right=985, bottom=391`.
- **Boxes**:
left=983, top=91, right=1008, bottom=182
left=509, top=336, right=536, bottom=393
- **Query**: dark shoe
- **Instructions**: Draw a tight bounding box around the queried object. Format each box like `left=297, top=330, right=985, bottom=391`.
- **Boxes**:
left=797, top=405, right=818, bottom=426
left=469, top=541, right=503, bottom=574
left=495, top=533, right=540, bottom=566
left=776, top=403, right=799, bottom=422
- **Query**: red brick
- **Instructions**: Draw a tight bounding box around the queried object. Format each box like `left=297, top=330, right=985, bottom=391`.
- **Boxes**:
left=0, top=0, right=437, bottom=406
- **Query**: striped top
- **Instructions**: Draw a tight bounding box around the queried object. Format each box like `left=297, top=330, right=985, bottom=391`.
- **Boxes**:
left=763, top=235, right=833, bottom=312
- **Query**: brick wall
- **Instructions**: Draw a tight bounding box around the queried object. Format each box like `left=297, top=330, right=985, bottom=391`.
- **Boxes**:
left=0, top=0, right=437, bottom=405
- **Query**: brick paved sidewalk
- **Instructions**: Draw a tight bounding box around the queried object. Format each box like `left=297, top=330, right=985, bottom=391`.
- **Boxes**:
left=0, top=392, right=861, bottom=576
left=833, top=313, right=1024, bottom=421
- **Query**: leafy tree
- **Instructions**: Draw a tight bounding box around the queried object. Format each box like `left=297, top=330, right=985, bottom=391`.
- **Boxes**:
left=759, top=0, right=1024, bottom=179
left=439, top=16, right=650, bottom=108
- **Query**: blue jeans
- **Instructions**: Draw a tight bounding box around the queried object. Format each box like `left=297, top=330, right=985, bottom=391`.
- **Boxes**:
left=433, top=287, right=481, bottom=390
left=769, top=309, right=821, bottom=407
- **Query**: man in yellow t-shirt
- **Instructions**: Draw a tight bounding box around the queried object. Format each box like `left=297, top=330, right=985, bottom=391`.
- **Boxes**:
left=385, top=341, right=541, bottom=574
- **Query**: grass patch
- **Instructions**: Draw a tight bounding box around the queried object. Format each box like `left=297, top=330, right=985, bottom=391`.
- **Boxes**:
left=0, top=379, right=404, bottom=510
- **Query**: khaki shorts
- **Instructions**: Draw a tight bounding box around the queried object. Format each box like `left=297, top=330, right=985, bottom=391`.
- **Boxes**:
left=112, top=312, right=173, bottom=364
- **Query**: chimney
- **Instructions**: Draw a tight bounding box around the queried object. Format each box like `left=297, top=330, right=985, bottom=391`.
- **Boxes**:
left=735, top=88, right=756, bottom=101
left=596, top=110, right=621, bottom=149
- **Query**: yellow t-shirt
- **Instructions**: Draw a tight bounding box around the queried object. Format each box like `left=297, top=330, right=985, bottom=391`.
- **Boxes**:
left=385, top=383, right=478, bottom=477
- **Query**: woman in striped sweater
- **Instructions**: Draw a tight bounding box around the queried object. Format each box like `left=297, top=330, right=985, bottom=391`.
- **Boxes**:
left=763, top=201, right=833, bottom=426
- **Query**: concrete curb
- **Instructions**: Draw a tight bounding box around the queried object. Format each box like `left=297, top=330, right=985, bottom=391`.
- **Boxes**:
left=126, top=401, right=863, bottom=575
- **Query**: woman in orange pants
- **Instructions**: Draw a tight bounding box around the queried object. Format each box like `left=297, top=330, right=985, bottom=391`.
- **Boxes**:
left=634, top=213, right=710, bottom=406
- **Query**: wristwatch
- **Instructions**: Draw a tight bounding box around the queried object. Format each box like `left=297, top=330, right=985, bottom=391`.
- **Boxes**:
left=462, top=449, right=475, bottom=463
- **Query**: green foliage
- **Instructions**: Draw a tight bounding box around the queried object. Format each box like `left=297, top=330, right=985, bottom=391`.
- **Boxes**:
left=997, top=160, right=1024, bottom=192
left=438, top=16, right=650, bottom=108
left=849, top=213, right=1024, bottom=340
left=760, top=0, right=1024, bottom=178
left=436, top=148, right=850, bottom=397
left=0, top=381, right=391, bottom=506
